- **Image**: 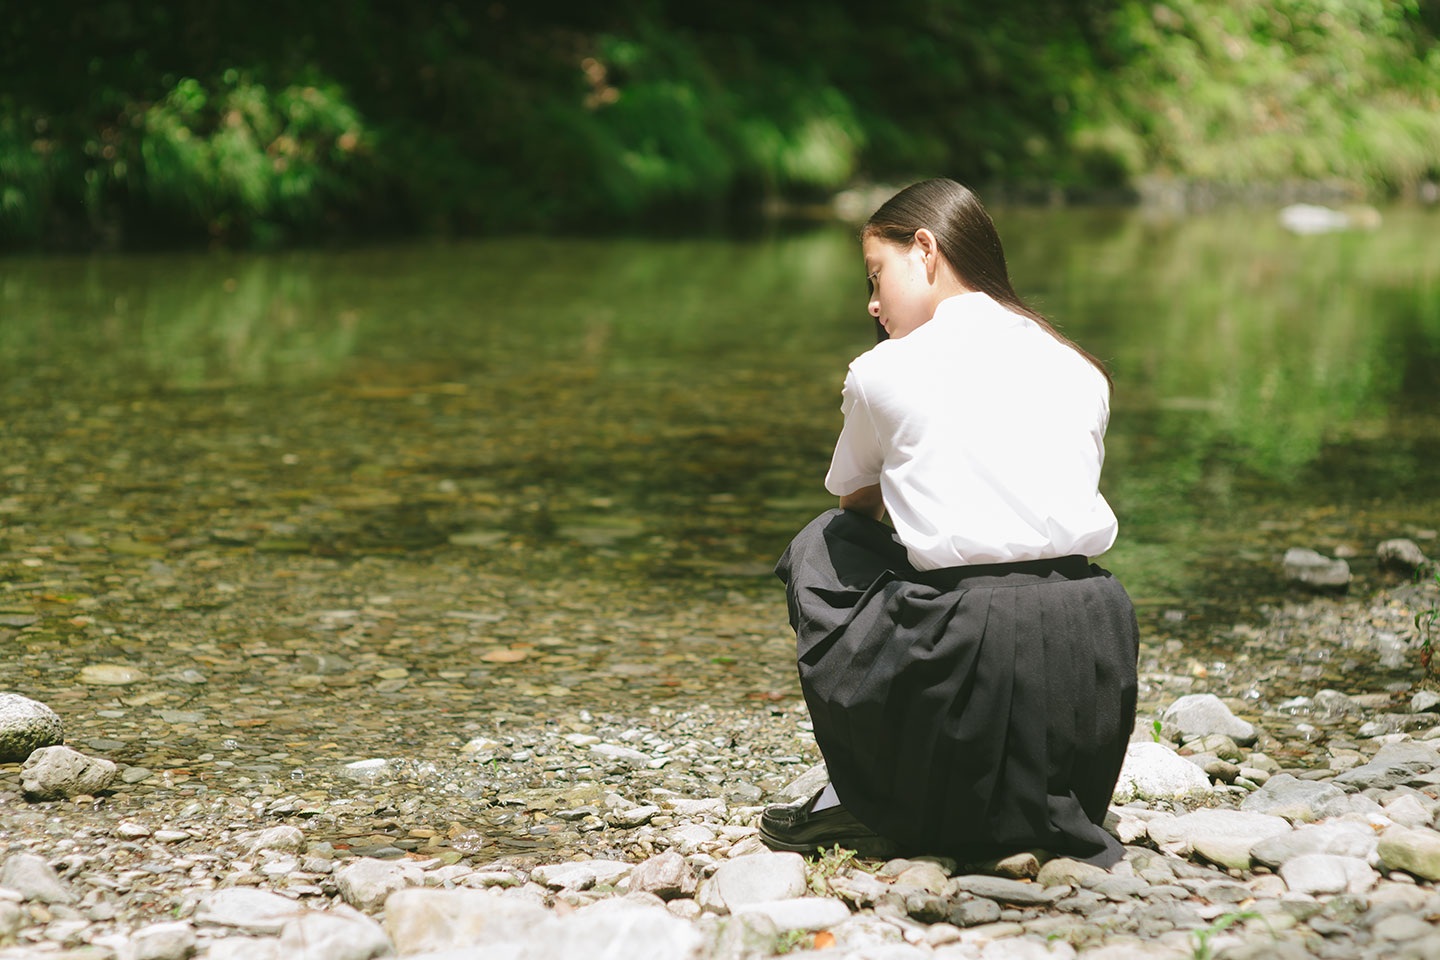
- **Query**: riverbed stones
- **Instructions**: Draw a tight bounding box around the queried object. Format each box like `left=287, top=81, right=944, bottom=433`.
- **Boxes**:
left=1379, top=538, right=1430, bottom=573
left=0, top=852, right=74, bottom=904
left=1283, top=547, right=1351, bottom=591
left=20, top=745, right=117, bottom=801
left=1112, top=742, right=1213, bottom=802
left=0, top=693, right=63, bottom=763
left=1160, top=694, right=1257, bottom=745
left=949, top=875, right=1064, bottom=906
left=240, top=825, right=306, bottom=856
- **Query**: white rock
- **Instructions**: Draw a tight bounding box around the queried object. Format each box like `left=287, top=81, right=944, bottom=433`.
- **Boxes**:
left=1250, top=819, right=1379, bottom=868
left=335, top=858, right=426, bottom=912
left=733, top=897, right=850, bottom=932
left=20, top=745, right=118, bottom=800
left=1278, top=204, right=1352, bottom=235
left=77, top=663, right=147, bottom=685
left=1146, top=809, right=1291, bottom=869
left=194, top=888, right=308, bottom=935
left=629, top=851, right=697, bottom=900
left=1382, top=794, right=1432, bottom=828
left=0, top=901, right=21, bottom=940
left=385, top=888, right=546, bottom=955
left=531, top=860, right=631, bottom=891
left=1111, top=742, right=1214, bottom=803
left=1160, top=694, right=1257, bottom=745
left=668, top=823, right=716, bottom=855
left=460, top=737, right=503, bottom=757
left=979, top=938, right=1078, bottom=959
left=200, top=937, right=282, bottom=960
left=128, top=920, right=196, bottom=960
left=776, top=763, right=829, bottom=802
left=668, top=798, right=727, bottom=818
left=0, top=693, right=63, bottom=763
left=278, top=909, right=393, bottom=960
left=590, top=743, right=651, bottom=765
left=1279, top=854, right=1378, bottom=896
left=704, top=852, right=807, bottom=912
left=0, top=852, right=73, bottom=904
left=241, top=825, right=306, bottom=855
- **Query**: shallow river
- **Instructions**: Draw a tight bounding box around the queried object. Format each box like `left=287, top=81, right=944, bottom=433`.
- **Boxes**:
left=1, top=206, right=1438, bottom=831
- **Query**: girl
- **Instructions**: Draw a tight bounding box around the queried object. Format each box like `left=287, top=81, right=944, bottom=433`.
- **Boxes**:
left=762, top=179, right=1139, bottom=867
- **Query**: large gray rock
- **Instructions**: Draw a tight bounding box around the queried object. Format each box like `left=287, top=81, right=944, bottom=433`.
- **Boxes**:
left=384, top=888, right=546, bottom=955
left=1111, top=741, right=1214, bottom=803
left=1238, top=774, right=1350, bottom=822
left=0, top=694, right=63, bottom=763
left=0, top=853, right=74, bottom=904
left=1378, top=538, right=1429, bottom=573
left=1250, top=820, right=1379, bottom=868
left=335, top=858, right=425, bottom=912
left=1283, top=547, right=1350, bottom=591
left=1147, top=809, right=1291, bottom=870
left=701, top=852, right=807, bottom=912
left=1278, top=854, right=1377, bottom=896
left=628, top=851, right=697, bottom=901
left=194, top=888, right=308, bottom=935
left=1377, top=826, right=1440, bottom=881
left=1334, top=741, right=1440, bottom=790
left=1161, top=694, right=1256, bottom=745
left=20, top=745, right=117, bottom=800
left=277, top=909, right=393, bottom=960
left=948, top=875, right=1064, bottom=906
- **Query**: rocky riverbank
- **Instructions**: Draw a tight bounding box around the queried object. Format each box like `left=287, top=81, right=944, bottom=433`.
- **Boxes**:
left=2, top=569, right=1439, bottom=959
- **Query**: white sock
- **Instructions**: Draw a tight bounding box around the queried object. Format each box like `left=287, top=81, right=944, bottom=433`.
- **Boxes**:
left=811, top=783, right=841, bottom=811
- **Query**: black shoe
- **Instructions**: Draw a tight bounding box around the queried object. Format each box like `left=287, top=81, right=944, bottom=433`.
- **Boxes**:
left=758, top=788, right=900, bottom=858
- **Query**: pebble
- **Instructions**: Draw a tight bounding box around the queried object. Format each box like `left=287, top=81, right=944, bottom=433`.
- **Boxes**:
left=0, top=577, right=1439, bottom=959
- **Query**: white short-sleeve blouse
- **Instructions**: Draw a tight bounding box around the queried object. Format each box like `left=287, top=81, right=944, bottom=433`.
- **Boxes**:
left=824, top=291, right=1119, bottom=570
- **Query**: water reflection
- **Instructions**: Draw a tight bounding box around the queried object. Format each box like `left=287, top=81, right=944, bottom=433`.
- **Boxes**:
left=2, top=208, right=1437, bottom=626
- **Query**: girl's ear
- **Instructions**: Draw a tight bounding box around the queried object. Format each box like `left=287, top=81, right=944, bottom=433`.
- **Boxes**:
left=913, top=228, right=939, bottom=276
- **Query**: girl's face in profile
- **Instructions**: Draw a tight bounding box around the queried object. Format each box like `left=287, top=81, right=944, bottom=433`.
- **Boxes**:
left=863, top=234, right=936, bottom=340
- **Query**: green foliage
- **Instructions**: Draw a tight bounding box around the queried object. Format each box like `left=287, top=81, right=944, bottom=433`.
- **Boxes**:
left=1190, top=909, right=1261, bottom=960
left=1416, top=567, right=1440, bottom=688
left=1, top=0, right=1438, bottom=246
left=805, top=843, right=860, bottom=898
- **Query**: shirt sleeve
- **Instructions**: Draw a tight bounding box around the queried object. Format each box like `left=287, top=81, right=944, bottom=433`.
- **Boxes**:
left=824, top=367, right=885, bottom=496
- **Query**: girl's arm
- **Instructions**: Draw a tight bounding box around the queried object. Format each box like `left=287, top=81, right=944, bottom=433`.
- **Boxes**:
left=840, top=483, right=885, bottom=521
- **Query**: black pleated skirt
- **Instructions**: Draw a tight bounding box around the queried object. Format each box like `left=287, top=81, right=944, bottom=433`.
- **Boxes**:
left=776, top=509, right=1139, bottom=867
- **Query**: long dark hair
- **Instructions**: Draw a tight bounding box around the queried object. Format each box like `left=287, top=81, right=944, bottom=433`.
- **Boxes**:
left=864, top=178, right=1112, bottom=391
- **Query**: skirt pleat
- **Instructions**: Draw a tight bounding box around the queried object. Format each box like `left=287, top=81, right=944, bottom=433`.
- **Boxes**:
left=776, top=509, right=1140, bottom=866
